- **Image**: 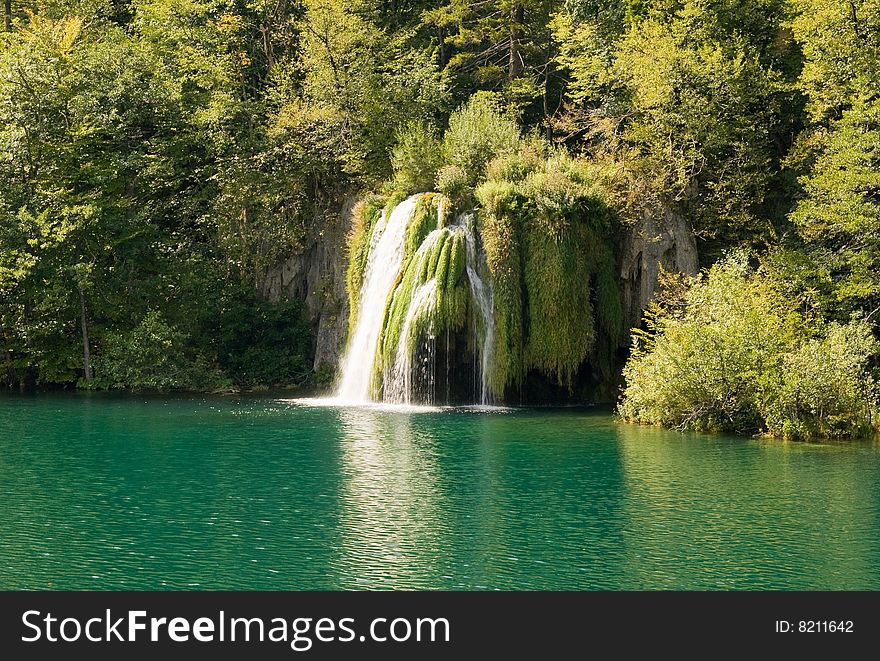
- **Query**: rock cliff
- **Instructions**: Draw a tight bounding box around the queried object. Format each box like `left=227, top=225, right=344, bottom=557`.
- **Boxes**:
left=259, top=196, right=356, bottom=372
left=619, top=205, right=699, bottom=339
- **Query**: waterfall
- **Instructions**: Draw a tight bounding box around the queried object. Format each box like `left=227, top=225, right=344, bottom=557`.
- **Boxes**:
left=335, top=194, right=494, bottom=406
left=336, top=195, right=420, bottom=402
left=384, top=279, right=437, bottom=405
left=462, top=214, right=494, bottom=406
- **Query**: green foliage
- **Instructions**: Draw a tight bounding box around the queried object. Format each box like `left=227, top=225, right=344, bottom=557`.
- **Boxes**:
left=790, top=0, right=880, bottom=123
left=296, top=0, right=449, bottom=182
left=477, top=146, right=621, bottom=392
left=0, top=7, right=318, bottom=391
left=422, top=0, right=564, bottom=127
left=784, top=2, right=880, bottom=319
left=435, top=164, right=473, bottom=210
left=95, top=312, right=224, bottom=391
left=209, top=295, right=314, bottom=388
left=787, top=98, right=880, bottom=314
left=391, top=122, right=444, bottom=195
left=442, top=94, right=521, bottom=187
left=761, top=321, right=879, bottom=439
left=619, top=257, right=879, bottom=438
left=552, top=0, right=801, bottom=259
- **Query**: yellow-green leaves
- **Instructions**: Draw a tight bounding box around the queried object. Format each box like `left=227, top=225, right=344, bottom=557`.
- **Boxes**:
left=619, top=255, right=879, bottom=438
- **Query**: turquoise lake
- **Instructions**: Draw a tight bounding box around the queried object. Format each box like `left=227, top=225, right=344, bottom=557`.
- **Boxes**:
left=1, top=393, right=879, bottom=590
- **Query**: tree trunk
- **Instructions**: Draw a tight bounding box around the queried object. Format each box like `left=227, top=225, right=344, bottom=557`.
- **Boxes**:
left=438, top=27, right=448, bottom=69
left=508, top=3, right=524, bottom=80
left=79, top=286, right=92, bottom=381
left=5, top=0, right=11, bottom=32
left=543, top=56, right=552, bottom=141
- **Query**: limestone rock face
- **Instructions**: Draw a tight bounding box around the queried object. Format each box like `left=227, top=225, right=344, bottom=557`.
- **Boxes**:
left=259, top=196, right=356, bottom=372
left=619, top=205, right=699, bottom=340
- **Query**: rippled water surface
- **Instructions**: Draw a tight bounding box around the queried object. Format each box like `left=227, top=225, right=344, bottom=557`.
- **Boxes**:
left=2, top=393, right=879, bottom=590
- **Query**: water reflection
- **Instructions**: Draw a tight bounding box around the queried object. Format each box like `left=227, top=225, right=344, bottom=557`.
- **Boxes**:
left=332, top=408, right=446, bottom=589
left=2, top=395, right=880, bottom=590
left=614, top=423, right=880, bottom=589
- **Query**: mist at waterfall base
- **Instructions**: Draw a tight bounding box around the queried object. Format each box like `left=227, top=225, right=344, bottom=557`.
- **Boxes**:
left=307, top=194, right=499, bottom=411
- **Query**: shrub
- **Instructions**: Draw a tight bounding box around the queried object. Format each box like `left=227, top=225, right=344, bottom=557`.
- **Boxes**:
left=485, top=139, right=544, bottom=183
left=390, top=122, right=443, bottom=195
left=442, top=93, right=521, bottom=187
left=213, top=296, right=314, bottom=388
left=761, top=320, right=878, bottom=439
left=96, top=312, right=224, bottom=391
left=436, top=164, right=473, bottom=210
left=619, top=256, right=879, bottom=438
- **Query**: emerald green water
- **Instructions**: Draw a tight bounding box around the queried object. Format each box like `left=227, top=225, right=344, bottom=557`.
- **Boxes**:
left=1, top=393, right=879, bottom=590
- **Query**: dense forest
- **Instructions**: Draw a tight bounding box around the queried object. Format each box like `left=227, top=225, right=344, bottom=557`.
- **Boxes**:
left=1, top=0, right=878, bottom=438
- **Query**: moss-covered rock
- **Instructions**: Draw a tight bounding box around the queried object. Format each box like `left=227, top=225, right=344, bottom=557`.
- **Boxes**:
left=373, top=223, right=473, bottom=399
left=476, top=148, right=622, bottom=394
left=345, top=194, right=385, bottom=336
left=345, top=148, right=623, bottom=404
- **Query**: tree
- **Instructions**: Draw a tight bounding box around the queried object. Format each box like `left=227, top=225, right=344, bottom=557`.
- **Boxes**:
left=0, top=14, right=172, bottom=383
left=552, top=0, right=801, bottom=260
left=424, top=0, right=560, bottom=130
left=785, top=0, right=880, bottom=318
left=290, top=0, right=448, bottom=182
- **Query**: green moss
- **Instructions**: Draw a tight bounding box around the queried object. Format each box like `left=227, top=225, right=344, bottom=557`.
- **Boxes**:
left=345, top=195, right=385, bottom=337
left=383, top=190, right=408, bottom=218
left=522, top=213, right=595, bottom=385
left=447, top=232, right=466, bottom=290
left=476, top=146, right=622, bottom=395
left=434, top=234, right=451, bottom=311
left=405, top=194, right=438, bottom=260
left=476, top=193, right=525, bottom=395
left=370, top=225, right=474, bottom=398
left=426, top=230, right=447, bottom=278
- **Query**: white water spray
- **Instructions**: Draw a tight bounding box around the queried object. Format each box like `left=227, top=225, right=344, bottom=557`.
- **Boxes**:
left=335, top=195, right=495, bottom=406
left=336, top=195, right=420, bottom=402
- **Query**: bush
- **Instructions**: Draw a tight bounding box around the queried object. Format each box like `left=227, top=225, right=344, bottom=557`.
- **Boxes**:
left=442, top=93, right=521, bottom=187
left=619, top=256, right=879, bottom=438
left=390, top=122, right=443, bottom=195
left=212, top=296, right=314, bottom=388
left=95, top=312, right=224, bottom=391
left=485, top=139, right=544, bottom=183
left=435, top=164, right=472, bottom=210
left=762, top=321, right=878, bottom=439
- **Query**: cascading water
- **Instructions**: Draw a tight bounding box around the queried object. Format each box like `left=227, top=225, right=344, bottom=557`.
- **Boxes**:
left=335, top=194, right=495, bottom=406
left=462, top=214, right=494, bottom=406
left=384, top=278, right=438, bottom=405
left=336, top=195, right=420, bottom=402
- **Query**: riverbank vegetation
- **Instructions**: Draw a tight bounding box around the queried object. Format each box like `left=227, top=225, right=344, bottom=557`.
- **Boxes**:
left=620, top=257, right=878, bottom=439
left=1, top=1, right=878, bottom=435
